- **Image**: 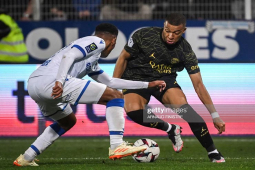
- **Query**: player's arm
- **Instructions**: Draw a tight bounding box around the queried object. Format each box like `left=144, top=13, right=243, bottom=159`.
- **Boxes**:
left=114, top=30, right=141, bottom=78
left=184, top=47, right=225, bottom=134
left=189, top=72, right=225, bottom=134
left=113, top=49, right=131, bottom=78
left=51, top=47, right=84, bottom=99
left=90, top=71, right=166, bottom=90
left=189, top=72, right=216, bottom=112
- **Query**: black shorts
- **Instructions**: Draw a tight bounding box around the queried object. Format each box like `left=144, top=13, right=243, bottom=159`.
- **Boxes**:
left=122, top=77, right=181, bottom=103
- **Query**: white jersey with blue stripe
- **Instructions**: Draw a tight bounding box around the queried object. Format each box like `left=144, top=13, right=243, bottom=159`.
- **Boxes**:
left=29, top=36, right=105, bottom=80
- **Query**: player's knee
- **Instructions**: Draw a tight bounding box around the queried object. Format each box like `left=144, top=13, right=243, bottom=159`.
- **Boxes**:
left=110, top=89, right=123, bottom=99
left=115, top=90, right=124, bottom=99
left=64, top=118, right=76, bottom=131
left=69, top=117, right=77, bottom=128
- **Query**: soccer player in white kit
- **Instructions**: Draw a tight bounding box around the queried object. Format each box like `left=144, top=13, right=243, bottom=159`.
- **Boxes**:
left=13, top=23, right=166, bottom=166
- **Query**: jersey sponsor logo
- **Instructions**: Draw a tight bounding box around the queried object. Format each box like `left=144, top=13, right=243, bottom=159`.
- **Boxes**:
left=149, top=61, right=172, bottom=74
left=149, top=52, right=155, bottom=58
left=85, top=43, right=98, bottom=53
left=86, top=63, right=91, bottom=70
left=171, top=58, right=179, bottom=64
left=191, top=65, right=199, bottom=70
left=128, top=37, right=134, bottom=47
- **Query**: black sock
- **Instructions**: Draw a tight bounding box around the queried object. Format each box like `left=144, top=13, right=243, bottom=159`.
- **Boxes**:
left=178, top=104, right=215, bottom=152
left=127, top=109, right=170, bottom=132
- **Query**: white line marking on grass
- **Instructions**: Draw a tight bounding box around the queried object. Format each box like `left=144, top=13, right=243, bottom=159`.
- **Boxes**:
left=1, top=157, right=255, bottom=161
left=1, top=138, right=255, bottom=143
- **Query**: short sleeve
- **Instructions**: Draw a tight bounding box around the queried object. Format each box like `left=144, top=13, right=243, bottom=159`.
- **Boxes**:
left=71, top=37, right=105, bottom=58
left=124, top=30, right=142, bottom=56
left=184, top=50, right=200, bottom=74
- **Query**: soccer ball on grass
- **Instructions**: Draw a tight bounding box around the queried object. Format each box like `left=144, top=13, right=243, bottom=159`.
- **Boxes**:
left=132, top=138, right=160, bottom=163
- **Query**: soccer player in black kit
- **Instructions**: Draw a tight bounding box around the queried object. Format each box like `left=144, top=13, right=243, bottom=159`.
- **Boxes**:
left=113, top=13, right=226, bottom=162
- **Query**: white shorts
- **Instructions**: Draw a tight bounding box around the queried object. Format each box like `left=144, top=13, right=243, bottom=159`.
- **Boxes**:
left=27, top=75, right=106, bottom=121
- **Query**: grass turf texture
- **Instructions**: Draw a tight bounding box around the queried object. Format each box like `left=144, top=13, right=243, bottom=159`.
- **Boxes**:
left=0, top=136, right=255, bottom=170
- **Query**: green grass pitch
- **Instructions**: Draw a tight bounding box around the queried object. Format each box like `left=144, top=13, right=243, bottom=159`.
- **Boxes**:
left=0, top=136, right=255, bottom=170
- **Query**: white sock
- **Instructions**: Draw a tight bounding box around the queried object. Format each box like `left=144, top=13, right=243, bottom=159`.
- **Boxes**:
left=166, top=123, right=172, bottom=133
left=24, top=122, right=66, bottom=161
left=106, top=98, right=125, bottom=150
left=208, top=149, right=219, bottom=155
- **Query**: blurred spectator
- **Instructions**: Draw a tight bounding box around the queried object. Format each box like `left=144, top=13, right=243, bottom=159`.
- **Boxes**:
left=231, top=0, right=255, bottom=19
left=41, top=0, right=75, bottom=20
left=0, top=8, right=28, bottom=63
left=20, top=0, right=33, bottom=21
left=152, top=0, right=191, bottom=20
left=0, top=0, right=30, bottom=21
left=73, top=0, right=101, bottom=20
left=193, top=0, right=233, bottom=20
left=231, top=0, right=243, bottom=19
left=100, top=0, right=152, bottom=20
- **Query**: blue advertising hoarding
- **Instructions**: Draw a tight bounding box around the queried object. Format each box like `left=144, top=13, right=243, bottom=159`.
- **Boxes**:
left=17, top=20, right=255, bottom=63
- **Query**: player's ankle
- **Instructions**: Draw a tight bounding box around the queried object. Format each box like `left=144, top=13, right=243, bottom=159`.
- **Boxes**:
left=206, top=143, right=216, bottom=152
left=110, top=142, right=122, bottom=150
left=208, top=149, right=219, bottom=155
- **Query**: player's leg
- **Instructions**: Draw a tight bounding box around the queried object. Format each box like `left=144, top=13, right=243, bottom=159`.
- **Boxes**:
left=99, top=87, right=125, bottom=148
left=14, top=76, right=77, bottom=166
left=74, top=81, right=147, bottom=159
left=150, top=83, right=184, bottom=153
left=73, top=81, right=125, bottom=150
left=161, top=87, right=225, bottom=162
left=14, top=111, right=76, bottom=166
left=124, top=89, right=173, bottom=137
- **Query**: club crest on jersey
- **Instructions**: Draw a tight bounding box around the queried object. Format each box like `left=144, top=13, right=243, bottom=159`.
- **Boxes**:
left=85, top=43, right=98, bottom=53
left=171, top=58, right=179, bottom=64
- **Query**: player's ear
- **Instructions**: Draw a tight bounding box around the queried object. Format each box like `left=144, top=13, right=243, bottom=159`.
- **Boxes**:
left=183, top=27, right=187, bottom=34
left=111, top=36, right=117, bottom=45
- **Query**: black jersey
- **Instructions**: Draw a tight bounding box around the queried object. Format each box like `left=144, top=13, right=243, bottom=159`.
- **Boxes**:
left=122, top=27, right=200, bottom=81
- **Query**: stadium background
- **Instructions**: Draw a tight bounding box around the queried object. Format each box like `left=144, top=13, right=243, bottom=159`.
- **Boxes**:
left=0, top=0, right=255, bottom=137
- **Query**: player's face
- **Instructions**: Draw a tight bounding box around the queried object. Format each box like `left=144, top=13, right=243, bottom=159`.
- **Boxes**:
left=162, top=21, right=186, bottom=45
left=101, top=36, right=117, bottom=58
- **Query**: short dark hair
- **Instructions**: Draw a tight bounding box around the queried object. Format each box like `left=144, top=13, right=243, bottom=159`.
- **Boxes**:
left=165, top=13, right=186, bottom=27
left=95, top=23, right=118, bottom=36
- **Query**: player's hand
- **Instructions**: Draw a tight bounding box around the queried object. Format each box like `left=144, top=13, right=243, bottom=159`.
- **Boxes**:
left=213, top=117, right=225, bottom=134
left=148, top=81, right=166, bottom=92
left=51, top=81, right=63, bottom=99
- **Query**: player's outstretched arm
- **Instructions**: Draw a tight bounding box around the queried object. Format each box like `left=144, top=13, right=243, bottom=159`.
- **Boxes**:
left=113, top=49, right=131, bottom=78
left=90, top=71, right=166, bottom=91
left=189, top=72, right=225, bottom=134
left=148, top=81, right=166, bottom=92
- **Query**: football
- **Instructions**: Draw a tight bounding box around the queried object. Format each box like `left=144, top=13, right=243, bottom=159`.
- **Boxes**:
left=132, top=138, right=160, bottom=163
